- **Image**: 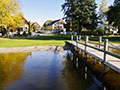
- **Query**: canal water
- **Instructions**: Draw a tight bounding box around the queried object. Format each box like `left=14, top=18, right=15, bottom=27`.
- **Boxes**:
left=0, top=50, right=105, bottom=90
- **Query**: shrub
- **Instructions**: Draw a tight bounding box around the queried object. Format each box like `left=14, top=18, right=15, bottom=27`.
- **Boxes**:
left=96, top=27, right=105, bottom=36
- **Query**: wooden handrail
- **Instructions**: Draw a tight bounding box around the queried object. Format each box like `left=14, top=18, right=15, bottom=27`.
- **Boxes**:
left=77, top=41, right=120, bottom=59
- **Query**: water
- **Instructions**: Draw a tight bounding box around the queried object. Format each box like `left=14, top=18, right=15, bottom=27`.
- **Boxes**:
left=0, top=50, right=105, bottom=90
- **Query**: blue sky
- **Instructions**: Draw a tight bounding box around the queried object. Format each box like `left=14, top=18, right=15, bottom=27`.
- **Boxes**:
left=22, top=0, right=114, bottom=26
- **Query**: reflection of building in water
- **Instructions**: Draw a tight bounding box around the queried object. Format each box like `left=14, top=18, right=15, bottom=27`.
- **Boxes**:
left=0, top=52, right=31, bottom=89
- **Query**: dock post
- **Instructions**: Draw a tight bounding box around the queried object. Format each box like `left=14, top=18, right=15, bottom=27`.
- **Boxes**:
left=103, top=39, right=108, bottom=74
left=99, top=37, right=102, bottom=49
left=79, top=35, right=81, bottom=41
left=76, top=58, right=79, bottom=68
left=71, top=53, right=73, bottom=60
left=85, top=36, right=89, bottom=59
left=71, top=35, right=73, bottom=43
left=76, top=36, right=78, bottom=47
left=85, top=66, right=88, bottom=79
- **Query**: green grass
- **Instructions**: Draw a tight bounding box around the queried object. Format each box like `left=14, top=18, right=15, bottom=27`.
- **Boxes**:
left=0, top=35, right=71, bottom=47
left=0, top=35, right=119, bottom=48
left=81, top=35, right=120, bottom=44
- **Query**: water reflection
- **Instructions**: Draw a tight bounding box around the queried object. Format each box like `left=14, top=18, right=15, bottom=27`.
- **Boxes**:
left=62, top=51, right=106, bottom=90
left=0, top=50, right=107, bottom=90
left=0, top=53, right=31, bottom=90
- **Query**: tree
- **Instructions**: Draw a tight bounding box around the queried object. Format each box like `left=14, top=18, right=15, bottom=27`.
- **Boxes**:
left=107, top=3, right=120, bottom=33
left=0, top=0, right=23, bottom=36
left=114, top=0, right=120, bottom=6
left=41, top=26, right=46, bottom=30
left=42, top=20, right=53, bottom=30
left=28, top=22, right=32, bottom=36
left=14, top=13, right=24, bottom=31
left=62, top=0, right=97, bottom=35
left=43, top=20, right=52, bottom=27
left=98, top=0, right=108, bottom=24
left=62, top=0, right=77, bottom=33
left=96, top=27, right=105, bottom=36
left=33, top=24, right=38, bottom=32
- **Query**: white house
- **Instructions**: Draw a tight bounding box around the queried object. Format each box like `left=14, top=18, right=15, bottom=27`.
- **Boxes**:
left=46, top=19, right=65, bottom=30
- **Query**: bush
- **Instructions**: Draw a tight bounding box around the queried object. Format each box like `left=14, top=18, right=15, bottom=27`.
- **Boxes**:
left=96, top=27, right=105, bottom=36
left=92, top=29, right=97, bottom=36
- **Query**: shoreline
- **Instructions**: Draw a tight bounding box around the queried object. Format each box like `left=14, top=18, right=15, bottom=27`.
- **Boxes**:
left=0, top=46, right=70, bottom=53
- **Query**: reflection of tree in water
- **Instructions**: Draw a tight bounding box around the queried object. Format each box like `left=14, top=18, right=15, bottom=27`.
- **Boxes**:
left=61, top=53, right=93, bottom=90
left=0, top=52, right=31, bottom=89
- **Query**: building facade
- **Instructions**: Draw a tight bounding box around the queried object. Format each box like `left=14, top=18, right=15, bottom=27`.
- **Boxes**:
left=46, top=19, right=65, bottom=30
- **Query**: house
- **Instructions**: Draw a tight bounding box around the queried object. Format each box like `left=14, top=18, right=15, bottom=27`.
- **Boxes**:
left=18, top=17, right=41, bottom=35
left=46, top=19, right=65, bottom=30
left=22, top=17, right=29, bottom=32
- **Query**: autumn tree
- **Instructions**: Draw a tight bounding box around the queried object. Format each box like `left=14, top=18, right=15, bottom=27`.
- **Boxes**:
left=0, top=0, right=23, bottom=36
left=14, top=13, right=24, bottom=31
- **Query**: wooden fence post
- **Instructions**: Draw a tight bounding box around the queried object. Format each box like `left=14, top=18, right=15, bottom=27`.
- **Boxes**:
left=99, top=37, right=102, bottom=49
left=103, top=39, right=108, bottom=74
left=85, top=36, right=89, bottom=59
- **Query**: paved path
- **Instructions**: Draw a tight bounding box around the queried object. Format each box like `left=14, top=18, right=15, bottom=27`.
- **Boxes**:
left=68, top=41, right=120, bottom=73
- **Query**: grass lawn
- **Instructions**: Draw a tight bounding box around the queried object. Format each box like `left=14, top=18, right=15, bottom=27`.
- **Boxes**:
left=0, top=35, right=119, bottom=48
left=0, top=35, right=71, bottom=47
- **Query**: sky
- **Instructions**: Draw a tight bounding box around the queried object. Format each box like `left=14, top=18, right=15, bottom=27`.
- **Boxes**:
left=22, top=0, right=114, bottom=26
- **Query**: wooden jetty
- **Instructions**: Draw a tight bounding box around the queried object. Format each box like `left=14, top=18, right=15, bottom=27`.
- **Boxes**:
left=67, top=35, right=120, bottom=74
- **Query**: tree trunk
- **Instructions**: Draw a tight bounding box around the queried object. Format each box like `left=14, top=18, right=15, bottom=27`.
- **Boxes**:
left=78, top=22, right=82, bottom=35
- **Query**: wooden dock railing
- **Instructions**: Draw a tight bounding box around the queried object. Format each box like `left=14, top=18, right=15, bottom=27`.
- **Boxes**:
left=69, top=35, right=120, bottom=74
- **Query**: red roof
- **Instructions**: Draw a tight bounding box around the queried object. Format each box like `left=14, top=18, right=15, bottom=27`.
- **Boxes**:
left=22, top=17, right=29, bottom=24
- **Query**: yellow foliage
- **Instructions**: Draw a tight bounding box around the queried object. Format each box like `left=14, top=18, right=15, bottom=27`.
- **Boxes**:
left=0, top=0, right=23, bottom=31
left=0, top=52, right=31, bottom=89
